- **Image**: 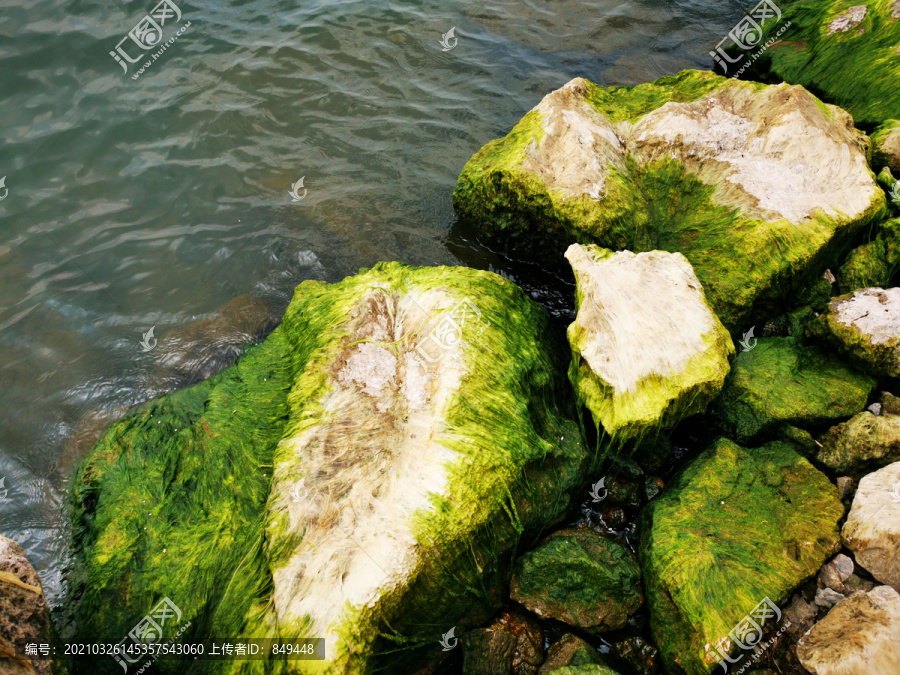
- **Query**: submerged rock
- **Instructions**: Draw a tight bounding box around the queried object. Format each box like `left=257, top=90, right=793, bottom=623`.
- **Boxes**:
left=810, top=287, right=900, bottom=377
left=842, top=461, right=900, bottom=592
left=453, top=70, right=884, bottom=329
left=797, top=586, right=900, bottom=674
left=565, top=244, right=732, bottom=441
left=714, top=337, right=874, bottom=443
left=0, top=535, right=63, bottom=675
left=509, top=528, right=643, bottom=633
left=65, top=263, right=590, bottom=674
left=746, top=1, right=900, bottom=127
left=640, top=438, right=843, bottom=674
left=817, top=411, right=900, bottom=477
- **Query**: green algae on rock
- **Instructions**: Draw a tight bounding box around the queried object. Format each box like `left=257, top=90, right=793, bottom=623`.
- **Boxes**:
left=565, top=244, right=733, bottom=442
left=65, top=262, right=590, bottom=674
left=639, top=438, right=843, bottom=675
left=872, top=120, right=900, bottom=173
left=714, top=337, right=875, bottom=443
left=818, top=411, right=900, bottom=477
left=509, top=528, right=642, bottom=633
left=810, top=286, right=900, bottom=377
left=545, top=666, right=621, bottom=675
left=744, top=0, right=900, bottom=128
left=453, top=70, right=884, bottom=329
left=837, top=219, right=900, bottom=293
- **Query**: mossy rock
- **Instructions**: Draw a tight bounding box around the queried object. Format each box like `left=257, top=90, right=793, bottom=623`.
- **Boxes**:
left=566, top=244, right=733, bottom=443
left=509, top=528, right=643, bottom=633
left=639, top=438, right=844, bottom=674
left=810, top=286, right=900, bottom=377
left=872, top=119, right=900, bottom=173
left=818, top=410, right=900, bottom=477
left=453, top=71, right=884, bottom=330
left=743, top=0, right=900, bottom=128
left=838, top=218, right=900, bottom=293
left=714, top=337, right=875, bottom=443
left=545, top=667, right=621, bottom=675
left=64, top=262, right=592, bottom=674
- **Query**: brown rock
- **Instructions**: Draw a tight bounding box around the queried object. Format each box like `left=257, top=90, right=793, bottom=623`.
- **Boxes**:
left=538, top=634, right=601, bottom=674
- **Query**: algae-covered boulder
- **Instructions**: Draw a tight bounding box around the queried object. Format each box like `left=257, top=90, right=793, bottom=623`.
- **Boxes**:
left=65, top=263, right=591, bottom=674
left=837, top=219, right=900, bottom=293
left=810, top=287, right=900, bottom=377
left=640, top=438, right=843, bottom=674
left=873, top=120, right=900, bottom=174
left=818, top=411, right=900, bottom=477
left=565, top=244, right=733, bottom=441
left=842, top=461, right=900, bottom=592
left=509, top=528, right=642, bottom=633
left=453, top=70, right=884, bottom=329
left=714, top=337, right=875, bottom=443
left=745, top=1, right=900, bottom=128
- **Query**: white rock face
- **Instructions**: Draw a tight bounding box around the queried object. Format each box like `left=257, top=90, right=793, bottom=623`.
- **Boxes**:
left=842, top=461, right=900, bottom=591
left=565, top=244, right=733, bottom=438
left=797, top=586, right=900, bottom=674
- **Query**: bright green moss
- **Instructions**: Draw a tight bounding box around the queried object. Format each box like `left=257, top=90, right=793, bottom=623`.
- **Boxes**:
left=838, top=218, right=900, bottom=292
left=714, top=337, right=875, bottom=442
left=747, top=0, right=900, bottom=127
left=65, top=263, right=591, bottom=675
left=640, top=438, right=843, bottom=675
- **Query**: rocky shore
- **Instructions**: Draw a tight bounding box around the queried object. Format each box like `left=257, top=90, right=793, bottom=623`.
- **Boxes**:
left=7, top=2, right=900, bottom=674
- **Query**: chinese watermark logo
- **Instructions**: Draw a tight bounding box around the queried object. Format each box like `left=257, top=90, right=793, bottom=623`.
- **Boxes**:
left=0, top=176, right=7, bottom=201
left=709, top=596, right=790, bottom=673
left=289, top=177, right=307, bottom=202
left=589, top=477, right=607, bottom=503
left=738, top=326, right=757, bottom=353
left=140, top=327, right=157, bottom=352
left=890, top=181, right=900, bottom=206
left=710, top=1, right=787, bottom=76
left=438, top=627, right=457, bottom=651
left=0, top=476, right=8, bottom=502
left=892, top=480, right=900, bottom=503
left=415, top=297, right=489, bottom=364
left=439, top=27, right=458, bottom=51
left=109, top=0, right=190, bottom=79
left=114, top=597, right=187, bottom=673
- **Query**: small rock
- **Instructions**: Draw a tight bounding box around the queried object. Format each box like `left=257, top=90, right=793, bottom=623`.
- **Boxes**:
left=826, top=5, right=868, bottom=34
left=798, top=586, right=900, bottom=674
left=836, top=476, right=858, bottom=501
left=608, top=636, right=660, bottom=675
left=869, top=402, right=883, bottom=416
left=819, top=554, right=854, bottom=592
left=495, top=608, right=545, bottom=675
left=815, top=586, right=846, bottom=609
left=817, top=412, right=900, bottom=477
left=784, top=594, right=818, bottom=637
left=604, top=475, right=641, bottom=509
left=644, top=476, right=663, bottom=502
left=538, top=634, right=601, bottom=674
left=822, top=269, right=836, bottom=284
left=844, top=573, right=876, bottom=595
left=510, top=528, right=643, bottom=633
left=882, top=391, right=900, bottom=415
left=463, top=628, right=517, bottom=675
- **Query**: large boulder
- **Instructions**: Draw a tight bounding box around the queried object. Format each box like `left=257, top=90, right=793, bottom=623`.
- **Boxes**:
left=741, top=1, right=900, bottom=127
left=64, top=263, right=590, bottom=674
left=818, top=411, right=900, bottom=477
left=842, top=461, right=900, bottom=592
left=810, top=287, right=900, bottom=377
left=837, top=219, right=900, bottom=293
left=509, top=528, right=642, bottom=633
left=565, top=244, right=733, bottom=441
left=714, top=337, right=875, bottom=443
left=640, top=438, right=843, bottom=674
left=796, top=586, right=900, bottom=674
left=453, top=70, right=884, bottom=329
left=0, top=535, right=63, bottom=675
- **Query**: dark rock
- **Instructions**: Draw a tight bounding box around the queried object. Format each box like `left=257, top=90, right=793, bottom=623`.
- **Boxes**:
left=538, top=634, right=601, bottom=674
left=836, top=476, right=858, bottom=502
left=464, top=628, right=517, bottom=675
left=608, top=636, right=661, bottom=675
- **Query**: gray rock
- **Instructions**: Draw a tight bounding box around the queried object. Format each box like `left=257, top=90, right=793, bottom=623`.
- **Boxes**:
left=837, top=476, right=858, bottom=501
left=869, top=402, right=884, bottom=416
left=784, top=594, right=817, bottom=637
left=819, top=554, right=855, bottom=593
left=815, top=586, right=847, bottom=609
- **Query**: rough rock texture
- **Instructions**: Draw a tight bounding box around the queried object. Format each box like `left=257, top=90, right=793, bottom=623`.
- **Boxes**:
left=544, top=667, right=620, bottom=675
left=842, top=461, right=900, bottom=592
left=608, top=636, right=661, bottom=675
left=539, top=635, right=602, bottom=674
left=837, top=219, right=900, bottom=293
left=453, top=70, right=884, bottom=329
left=714, top=337, right=874, bottom=443
left=565, top=244, right=733, bottom=441
left=745, top=1, right=900, bottom=127
left=510, top=528, right=642, bottom=633
left=64, top=263, right=591, bottom=674
left=797, top=586, right=900, bottom=674
left=0, top=535, right=61, bottom=675
left=811, top=287, right=900, bottom=377
left=463, top=608, right=544, bottom=675
left=818, top=411, right=900, bottom=477
left=640, top=438, right=843, bottom=675
left=872, top=120, right=900, bottom=174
